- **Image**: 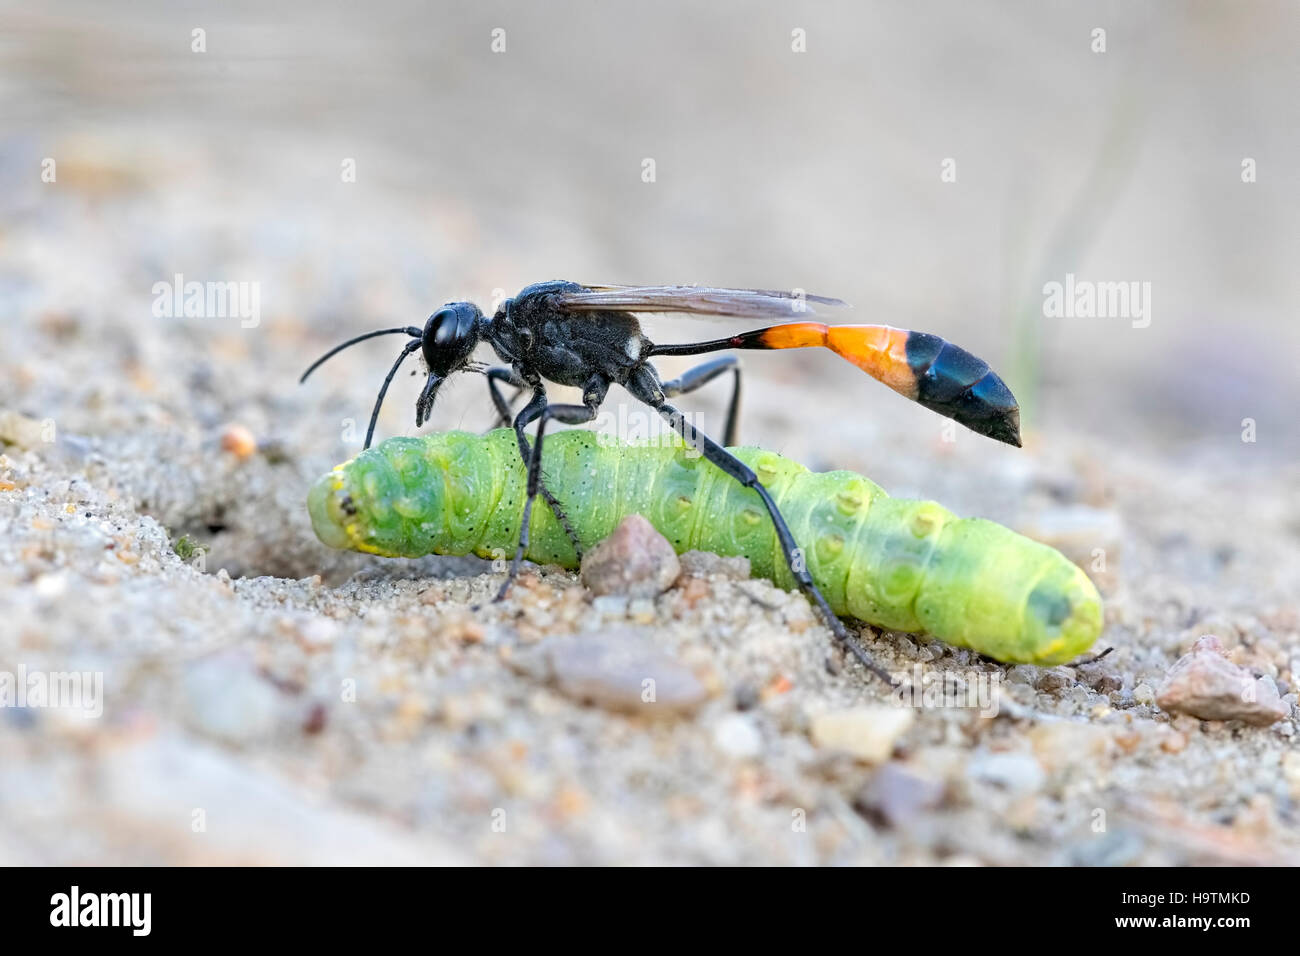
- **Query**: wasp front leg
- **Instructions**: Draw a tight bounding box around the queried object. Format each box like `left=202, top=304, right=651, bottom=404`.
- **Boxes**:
left=486, top=366, right=585, bottom=562
left=485, top=366, right=525, bottom=428
left=494, top=378, right=608, bottom=602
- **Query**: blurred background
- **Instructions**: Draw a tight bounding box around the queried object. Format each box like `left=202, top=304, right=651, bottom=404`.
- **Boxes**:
left=4, top=0, right=1297, bottom=460
left=1, top=1, right=1297, bottom=865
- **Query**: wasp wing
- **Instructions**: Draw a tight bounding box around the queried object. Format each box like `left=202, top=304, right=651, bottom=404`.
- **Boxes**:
left=553, top=285, right=849, bottom=320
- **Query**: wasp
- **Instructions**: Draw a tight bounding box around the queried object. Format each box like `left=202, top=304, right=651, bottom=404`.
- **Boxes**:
left=300, top=281, right=1021, bottom=682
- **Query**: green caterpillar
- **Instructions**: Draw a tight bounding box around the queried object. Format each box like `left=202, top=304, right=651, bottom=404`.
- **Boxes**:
left=308, top=429, right=1102, bottom=665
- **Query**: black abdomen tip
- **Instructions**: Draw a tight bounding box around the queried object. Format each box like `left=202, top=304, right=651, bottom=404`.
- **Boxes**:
left=907, top=335, right=1022, bottom=447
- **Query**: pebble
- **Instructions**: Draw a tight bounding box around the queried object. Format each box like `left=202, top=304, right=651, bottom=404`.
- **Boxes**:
left=219, top=423, right=258, bottom=460
left=1161, top=731, right=1188, bottom=754
left=1089, top=672, right=1123, bottom=695
left=733, top=683, right=760, bottom=710
left=1008, top=665, right=1038, bottom=685
left=544, top=630, right=711, bottom=717
left=808, top=707, right=914, bottom=763
left=1036, top=666, right=1075, bottom=692
left=678, top=550, right=751, bottom=581
left=296, top=617, right=339, bottom=649
left=182, top=651, right=283, bottom=745
left=627, top=598, right=657, bottom=624
left=590, top=595, right=631, bottom=616
left=711, top=713, right=763, bottom=759
left=0, top=409, right=48, bottom=448
left=33, top=573, right=68, bottom=600
left=967, top=751, right=1046, bottom=794
left=854, top=762, right=945, bottom=827
left=579, top=515, right=680, bottom=598
left=1029, top=722, right=1111, bottom=773
left=1156, top=635, right=1289, bottom=726
left=1114, top=730, right=1142, bottom=755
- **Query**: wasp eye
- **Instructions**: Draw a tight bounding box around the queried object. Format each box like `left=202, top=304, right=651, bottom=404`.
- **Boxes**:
left=428, top=308, right=457, bottom=345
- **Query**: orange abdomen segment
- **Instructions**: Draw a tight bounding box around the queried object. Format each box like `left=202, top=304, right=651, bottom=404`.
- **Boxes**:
left=824, top=325, right=919, bottom=399
left=755, top=323, right=919, bottom=399
left=753, top=321, right=831, bottom=350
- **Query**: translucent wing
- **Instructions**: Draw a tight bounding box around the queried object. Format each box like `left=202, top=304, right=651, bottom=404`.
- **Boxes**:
left=553, top=284, right=849, bottom=320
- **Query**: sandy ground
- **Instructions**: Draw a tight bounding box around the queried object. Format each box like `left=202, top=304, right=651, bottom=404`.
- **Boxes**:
left=1, top=2, right=1297, bottom=865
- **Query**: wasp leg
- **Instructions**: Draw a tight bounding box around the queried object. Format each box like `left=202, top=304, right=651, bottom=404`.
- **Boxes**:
left=487, top=366, right=584, bottom=559
left=659, top=355, right=742, bottom=447
left=626, top=366, right=894, bottom=686
left=485, top=366, right=526, bottom=428
left=495, top=379, right=608, bottom=603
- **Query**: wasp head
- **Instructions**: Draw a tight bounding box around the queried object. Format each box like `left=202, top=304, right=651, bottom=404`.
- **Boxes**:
left=416, top=302, right=484, bottom=426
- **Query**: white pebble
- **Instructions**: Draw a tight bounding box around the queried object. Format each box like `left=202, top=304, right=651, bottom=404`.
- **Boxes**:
left=712, top=714, right=763, bottom=759
left=34, top=573, right=68, bottom=599
left=809, top=707, right=914, bottom=763
left=968, top=752, right=1046, bottom=794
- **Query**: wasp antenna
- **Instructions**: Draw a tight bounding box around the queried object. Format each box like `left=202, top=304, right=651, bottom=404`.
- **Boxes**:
left=364, top=340, right=423, bottom=449
left=299, top=327, right=423, bottom=384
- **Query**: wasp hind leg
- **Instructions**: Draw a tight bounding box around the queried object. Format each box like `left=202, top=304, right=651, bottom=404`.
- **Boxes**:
left=494, top=380, right=607, bottom=603
left=659, top=355, right=742, bottom=447
left=626, top=366, right=894, bottom=686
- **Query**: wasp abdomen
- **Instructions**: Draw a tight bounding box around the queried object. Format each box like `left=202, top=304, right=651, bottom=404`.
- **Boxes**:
left=905, top=332, right=1021, bottom=446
